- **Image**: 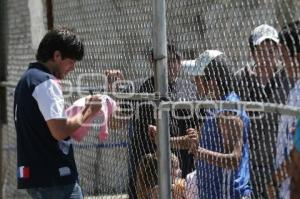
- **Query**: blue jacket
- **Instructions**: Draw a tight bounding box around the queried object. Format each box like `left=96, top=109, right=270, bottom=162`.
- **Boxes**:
left=196, top=92, right=251, bottom=198
left=14, top=63, right=78, bottom=189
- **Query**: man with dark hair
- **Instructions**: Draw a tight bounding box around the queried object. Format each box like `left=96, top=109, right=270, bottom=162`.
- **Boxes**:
left=14, top=28, right=101, bottom=199
left=245, top=24, right=281, bottom=86
left=128, top=44, right=198, bottom=199
left=279, top=21, right=300, bottom=80
left=235, top=24, right=290, bottom=198
left=236, top=25, right=284, bottom=103
left=272, top=20, right=300, bottom=199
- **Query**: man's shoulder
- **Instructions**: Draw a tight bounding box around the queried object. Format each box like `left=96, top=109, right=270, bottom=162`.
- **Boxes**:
left=175, top=78, right=197, bottom=91
left=289, top=80, right=300, bottom=96
left=22, top=63, right=54, bottom=87
left=234, top=65, right=256, bottom=79
left=138, top=76, right=154, bottom=93
left=225, top=91, right=240, bottom=101
left=294, top=80, right=300, bottom=89
left=175, top=78, right=196, bottom=88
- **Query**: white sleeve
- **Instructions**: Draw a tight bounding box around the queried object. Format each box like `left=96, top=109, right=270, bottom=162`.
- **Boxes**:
left=32, top=79, right=66, bottom=121
left=185, top=170, right=198, bottom=199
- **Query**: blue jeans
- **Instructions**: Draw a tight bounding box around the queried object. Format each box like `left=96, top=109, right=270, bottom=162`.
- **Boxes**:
left=27, top=182, right=83, bottom=199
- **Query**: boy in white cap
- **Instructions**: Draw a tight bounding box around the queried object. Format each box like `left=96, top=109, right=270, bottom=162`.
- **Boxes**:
left=149, top=50, right=252, bottom=199
left=184, top=50, right=251, bottom=199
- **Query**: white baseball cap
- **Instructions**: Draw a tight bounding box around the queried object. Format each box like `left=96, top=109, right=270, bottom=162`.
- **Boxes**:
left=251, top=24, right=279, bottom=46
left=181, top=50, right=224, bottom=76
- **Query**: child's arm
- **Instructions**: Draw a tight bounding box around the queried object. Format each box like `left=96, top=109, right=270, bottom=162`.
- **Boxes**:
left=191, top=114, right=244, bottom=169
left=148, top=126, right=199, bottom=150
left=169, top=128, right=199, bottom=150
left=192, top=143, right=243, bottom=169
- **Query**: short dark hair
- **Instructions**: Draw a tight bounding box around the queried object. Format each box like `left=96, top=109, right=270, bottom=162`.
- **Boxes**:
left=279, top=20, right=300, bottom=57
left=150, top=43, right=181, bottom=61
left=36, top=27, right=84, bottom=62
left=203, top=55, right=234, bottom=96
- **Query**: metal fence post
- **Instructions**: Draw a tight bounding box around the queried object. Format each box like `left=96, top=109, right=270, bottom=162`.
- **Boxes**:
left=46, top=0, right=53, bottom=30
left=153, top=0, right=171, bottom=199
left=0, top=0, right=7, bottom=198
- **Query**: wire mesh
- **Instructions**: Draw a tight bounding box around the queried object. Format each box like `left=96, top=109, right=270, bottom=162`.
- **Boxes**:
left=53, top=0, right=154, bottom=197
left=1, top=0, right=300, bottom=199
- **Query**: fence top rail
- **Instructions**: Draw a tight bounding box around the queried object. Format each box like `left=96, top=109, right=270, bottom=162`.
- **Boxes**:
left=0, top=81, right=157, bottom=100
left=0, top=81, right=15, bottom=88
left=159, top=101, right=300, bottom=116
left=2, top=80, right=300, bottom=115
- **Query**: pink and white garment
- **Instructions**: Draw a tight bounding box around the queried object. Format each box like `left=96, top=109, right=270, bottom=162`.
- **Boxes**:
left=65, top=95, right=117, bottom=142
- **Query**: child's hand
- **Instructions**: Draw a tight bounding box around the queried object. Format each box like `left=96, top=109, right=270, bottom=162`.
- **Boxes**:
left=185, top=128, right=199, bottom=154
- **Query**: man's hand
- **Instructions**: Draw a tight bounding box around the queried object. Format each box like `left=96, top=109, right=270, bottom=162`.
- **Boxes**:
left=104, top=69, right=124, bottom=91
left=47, top=95, right=102, bottom=141
left=291, top=149, right=300, bottom=182
left=149, top=185, right=159, bottom=199
left=84, top=94, right=102, bottom=119
left=290, top=126, right=296, bottom=135
left=266, top=184, right=276, bottom=199
left=148, top=125, right=157, bottom=142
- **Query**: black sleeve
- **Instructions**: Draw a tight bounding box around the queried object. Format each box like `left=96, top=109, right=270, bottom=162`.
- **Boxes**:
left=130, top=77, right=157, bottom=163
